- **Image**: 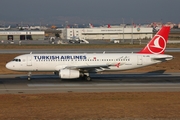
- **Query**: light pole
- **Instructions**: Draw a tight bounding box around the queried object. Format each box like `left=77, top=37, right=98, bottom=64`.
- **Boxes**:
left=122, top=18, right=124, bottom=43
left=131, top=19, right=134, bottom=44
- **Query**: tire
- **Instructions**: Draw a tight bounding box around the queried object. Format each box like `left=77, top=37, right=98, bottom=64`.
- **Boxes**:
left=86, top=76, right=92, bottom=81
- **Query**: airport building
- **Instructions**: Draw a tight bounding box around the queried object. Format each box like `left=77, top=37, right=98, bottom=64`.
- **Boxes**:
left=62, top=27, right=153, bottom=40
left=0, top=31, right=44, bottom=41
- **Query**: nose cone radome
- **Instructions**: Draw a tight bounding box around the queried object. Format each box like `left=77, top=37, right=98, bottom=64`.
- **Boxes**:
left=6, top=62, right=13, bottom=70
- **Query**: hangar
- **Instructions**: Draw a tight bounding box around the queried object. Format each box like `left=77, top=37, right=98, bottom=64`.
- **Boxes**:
left=62, top=27, right=153, bottom=40
left=0, top=31, right=44, bottom=41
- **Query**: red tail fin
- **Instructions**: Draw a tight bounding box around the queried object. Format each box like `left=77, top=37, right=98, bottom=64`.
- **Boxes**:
left=107, top=24, right=111, bottom=28
left=138, top=26, right=170, bottom=54
left=89, top=23, right=93, bottom=28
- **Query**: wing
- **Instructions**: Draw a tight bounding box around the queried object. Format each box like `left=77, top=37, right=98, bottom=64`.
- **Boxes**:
left=64, top=64, right=109, bottom=72
left=64, top=62, right=125, bottom=72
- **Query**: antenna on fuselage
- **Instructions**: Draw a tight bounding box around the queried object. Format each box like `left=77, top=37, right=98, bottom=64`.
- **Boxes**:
left=103, top=51, right=105, bottom=54
left=30, top=52, right=32, bottom=54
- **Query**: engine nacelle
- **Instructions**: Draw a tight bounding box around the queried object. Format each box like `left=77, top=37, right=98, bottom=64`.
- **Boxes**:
left=59, top=69, right=80, bottom=79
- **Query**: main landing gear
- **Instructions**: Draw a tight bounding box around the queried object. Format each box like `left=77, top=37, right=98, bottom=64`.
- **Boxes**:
left=81, top=73, right=92, bottom=81
left=85, top=76, right=91, bottom=81
left=26, top=72, right=92, bottom=81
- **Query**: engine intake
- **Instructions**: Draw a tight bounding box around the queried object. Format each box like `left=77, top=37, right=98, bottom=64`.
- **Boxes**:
left=59, top=69, right=80, bottom=79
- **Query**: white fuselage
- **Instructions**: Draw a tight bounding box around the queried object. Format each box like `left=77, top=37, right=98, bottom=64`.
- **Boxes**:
left=6, top=53, right=173, bottom=72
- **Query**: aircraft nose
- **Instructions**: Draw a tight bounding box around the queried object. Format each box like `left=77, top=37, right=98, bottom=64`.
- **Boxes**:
left=6, top=62, right=13, bottom=70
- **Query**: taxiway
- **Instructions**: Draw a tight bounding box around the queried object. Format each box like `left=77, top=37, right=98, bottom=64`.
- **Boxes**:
left=0, top=73, right=180, bottom=94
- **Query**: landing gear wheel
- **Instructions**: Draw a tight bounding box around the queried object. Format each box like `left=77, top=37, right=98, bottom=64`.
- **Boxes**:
left=85, top=76, right=92, bottom=81
left=27, top=72, right=31, bottom=81
left=28, top=77, right=31, bottom=81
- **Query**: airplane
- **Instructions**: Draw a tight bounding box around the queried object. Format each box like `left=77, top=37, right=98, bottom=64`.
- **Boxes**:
left=0, top=25, right=11, bottom=30
left=6, top=26, right=173, bottom=81
left=18, top=25, right=45, bottom=30
left=89, top=23, right=94, bottom=28
left=107, top=24, right=111, bottom=28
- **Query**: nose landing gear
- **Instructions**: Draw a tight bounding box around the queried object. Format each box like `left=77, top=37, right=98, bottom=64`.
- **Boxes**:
left=27, top=72, right=31, bottom=81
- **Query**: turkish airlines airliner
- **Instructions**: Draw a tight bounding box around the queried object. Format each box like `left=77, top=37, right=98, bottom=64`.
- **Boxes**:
left=0, top=25, right=11, bottom=30
left=6, top=26, right=173, bottom=81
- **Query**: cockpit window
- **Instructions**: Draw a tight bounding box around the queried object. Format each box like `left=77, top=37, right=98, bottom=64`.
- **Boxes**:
left=12, top=59, right=21, bottom=62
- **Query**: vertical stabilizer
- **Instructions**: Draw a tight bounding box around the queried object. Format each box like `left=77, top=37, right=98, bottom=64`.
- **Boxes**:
left=138, top=26, right=170, bottom=54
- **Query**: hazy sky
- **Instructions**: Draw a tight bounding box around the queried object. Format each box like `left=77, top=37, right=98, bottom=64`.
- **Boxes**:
left=0, top=0, right=179, bottom=25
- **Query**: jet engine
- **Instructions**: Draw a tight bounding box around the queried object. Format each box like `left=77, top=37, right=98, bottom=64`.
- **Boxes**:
left=59, top=69, right=80, bottom=79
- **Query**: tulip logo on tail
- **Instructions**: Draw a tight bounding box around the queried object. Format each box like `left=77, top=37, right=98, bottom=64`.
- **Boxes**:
left=138, top=26, right=170, bottom=54
left=147, top=35, right=166, bottom=54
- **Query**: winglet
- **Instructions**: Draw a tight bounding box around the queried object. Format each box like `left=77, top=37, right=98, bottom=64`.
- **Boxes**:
left=138, top=26, right=170, bottom=54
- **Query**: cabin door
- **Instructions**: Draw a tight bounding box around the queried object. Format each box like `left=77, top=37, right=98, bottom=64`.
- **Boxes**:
left=27, top=55, right=32, bottom=66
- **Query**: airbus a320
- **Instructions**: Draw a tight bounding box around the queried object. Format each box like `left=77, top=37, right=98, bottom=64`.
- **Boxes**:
left=6, top=26, right=173, bottom=81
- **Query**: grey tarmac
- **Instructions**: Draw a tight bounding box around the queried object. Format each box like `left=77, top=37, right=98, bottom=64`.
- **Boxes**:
left=0, top=73, right=180, bottom=94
